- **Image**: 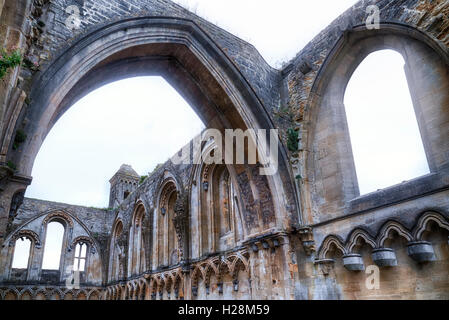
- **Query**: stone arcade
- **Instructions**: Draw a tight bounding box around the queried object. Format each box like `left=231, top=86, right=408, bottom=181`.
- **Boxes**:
left=0, top=0, right=448, bottom=300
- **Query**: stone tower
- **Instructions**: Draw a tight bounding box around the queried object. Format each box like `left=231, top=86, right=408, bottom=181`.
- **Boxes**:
left=109, top=164, right=140, bottom=209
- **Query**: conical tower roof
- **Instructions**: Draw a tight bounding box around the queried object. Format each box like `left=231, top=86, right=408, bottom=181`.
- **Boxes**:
left=109, top=164, right=140, bottom=183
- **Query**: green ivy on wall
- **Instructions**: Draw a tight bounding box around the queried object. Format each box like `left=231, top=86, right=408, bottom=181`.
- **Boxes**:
left=13, top=130, right=27, bottom=151
left=0, top=48, right=22, bottom=80
left=287, top=128, right=299, bottom=152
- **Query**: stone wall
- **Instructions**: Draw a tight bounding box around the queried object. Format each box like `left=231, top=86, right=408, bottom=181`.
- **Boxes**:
left=0, top=0, right=448, bottom=300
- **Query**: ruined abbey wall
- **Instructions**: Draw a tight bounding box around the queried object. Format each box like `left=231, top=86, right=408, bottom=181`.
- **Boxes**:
left=0, top=0, right=448, bottom=300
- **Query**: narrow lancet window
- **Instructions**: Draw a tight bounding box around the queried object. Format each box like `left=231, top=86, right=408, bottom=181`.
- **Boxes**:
left=42, top=222, right=65, bottom=270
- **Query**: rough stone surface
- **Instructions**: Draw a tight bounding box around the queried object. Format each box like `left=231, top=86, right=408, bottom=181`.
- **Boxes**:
left=0, top=0, right=448, bottom=300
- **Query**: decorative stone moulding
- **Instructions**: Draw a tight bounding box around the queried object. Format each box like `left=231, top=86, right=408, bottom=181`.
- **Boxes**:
left=297, top=227, right=316, bottom=256
left=343, top=254, right=365, bottom=271
left=314, top=259, right=335, bottom=276
left=407, top=241, right=436, bottom=263
left=247, top=236, right=282, bottom=253
left=372, top=248, right=398, bottom=267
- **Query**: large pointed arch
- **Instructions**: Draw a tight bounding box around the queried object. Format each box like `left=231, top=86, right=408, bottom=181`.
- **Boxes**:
left=6, top=17, right=297, bottom=233
left=303, top=24, right=449, bottom=225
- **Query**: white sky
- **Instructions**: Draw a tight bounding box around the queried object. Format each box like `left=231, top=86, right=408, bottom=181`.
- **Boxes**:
left=27, top=77, right=205, bottom=207
left=12, top=237, right=31, bottom=269
left=173, top=0, right=359, bottom=67
left=41, top=222, right=65, bottom=270
left=26, top=0, right=430, bottom=208
left=345, top=50, right=430, bottom=195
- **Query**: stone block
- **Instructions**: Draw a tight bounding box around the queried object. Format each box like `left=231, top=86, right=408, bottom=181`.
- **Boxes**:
left=372, top=248, right=398, bottom=267
left=343, top=254, right=365, bottom=271
left=407, top=241, right=437, bottom=263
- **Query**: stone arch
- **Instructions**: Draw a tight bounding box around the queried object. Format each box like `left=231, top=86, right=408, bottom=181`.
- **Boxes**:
left=6, top=13, right=296, bottom=239
left=108, top=219, right=125, bottom=282
left=317, top=235, right=346, bottom=260
left=345, top=228, right=376, bottom=253
left=88, top=290, right=100, bottom=301
left=70, top=236, right=98, bottom=254
left=217, top=258, right=231, bottom=284
left=173, top=272, right=184, bottom=300
left=149, top=277, right=158, bottom=300
left=9, top=230, right=40, bottom=248
left=40, top=215, right=70, bottom=273
left=191, top=265, right=205, bottom=292
left=42, top=211, right=74, bottom=228
left=138, top=279, right=147, bottom=300
left=76, top=290, right=88, bottom=301
left=4, top=288, right=19, bottom=300
left=19, top=288, right=33, bottom=301
left=164, top=273, right=175, bottom=299
left=413, top=211, right=449, bottom=241
left=230, top=255, right=248, bottom=282
left=128, top=202, right=147, bottom=276
left=155, top=176, right=179, bottom=268
left=116, top=285, right=123, bottom=301
left=6, top=230, right=40, bottom=277
left=202, top=260, right=218, bottom=291
left=105, top=288, right=111, bottom=301
left=205, top=163, right=246, bottom=254
left=156, top=276, right=166, bottom=300
left=34, top=289, right=48, bottom=300
left=303, top=23, right=449, bottom=225
left=48, top=289, right=62, bottom=300
left=376, top=221, right=413, bottom=248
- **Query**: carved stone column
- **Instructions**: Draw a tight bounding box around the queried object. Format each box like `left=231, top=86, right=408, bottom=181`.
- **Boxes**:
left=0, top=167, right=32, bottom=246
left=173, top=190, right=189, bottom=264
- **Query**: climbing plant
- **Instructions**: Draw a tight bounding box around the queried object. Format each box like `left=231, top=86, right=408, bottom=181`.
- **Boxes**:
left=0, top=48, right=22, bottom=80
left=287, top=128, right=299, bottom=152
left=13, top=130, right=27, bottom=151
left=139, top=175, right=148, bottom=185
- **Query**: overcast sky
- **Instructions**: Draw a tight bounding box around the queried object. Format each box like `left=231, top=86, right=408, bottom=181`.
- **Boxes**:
left=26, top=0, right=429, bottom=207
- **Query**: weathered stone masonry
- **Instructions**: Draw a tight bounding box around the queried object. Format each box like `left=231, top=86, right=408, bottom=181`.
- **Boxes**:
left=0, top=0, right=448, bottom=300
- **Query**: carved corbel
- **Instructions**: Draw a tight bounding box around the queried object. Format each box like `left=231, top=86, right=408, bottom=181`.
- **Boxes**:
left=298, top=227, right=316, bottom=256
left=314, top=259, right=335, bottom=276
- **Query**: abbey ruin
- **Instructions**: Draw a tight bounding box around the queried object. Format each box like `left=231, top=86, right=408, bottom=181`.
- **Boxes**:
left=0, top=0, right=448, bottom=300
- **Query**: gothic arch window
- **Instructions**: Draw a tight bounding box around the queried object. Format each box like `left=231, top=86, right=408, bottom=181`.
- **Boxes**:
left=129, top=204, right=146, bottom=276
left=73, top=242, right=88, bottom=272
left=11, top=237, right=32, bottom=269
left=344, top=49, right=430, bottom=195
left=42, top=221, right=65, bottom=270
left=214, top=166, right=232, bottom=237
left=157, top=180, right=178, bottom=267
left=110, top=220, right=124, bottom=281
left=200, top=163, right=244, bottom=254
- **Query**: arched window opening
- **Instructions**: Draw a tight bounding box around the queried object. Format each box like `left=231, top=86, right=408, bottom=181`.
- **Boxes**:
left=201, top=164, right=244, bottom=254
left=42, top=222, right=65, bottom=270
left=111, top=221, right=124, bottom=281
left=73, top=242, right=88, bottom=272
left=344, top=50, right=430, bottom=195
left=157, top=181, right=178, bottom=267
left=167, top=191, right=178, bottom=266
left=26, top=76, right=205, bottom=208
left=12, top=238, right=32, bottom=269
left=130, top=205, right=146, bottom=276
